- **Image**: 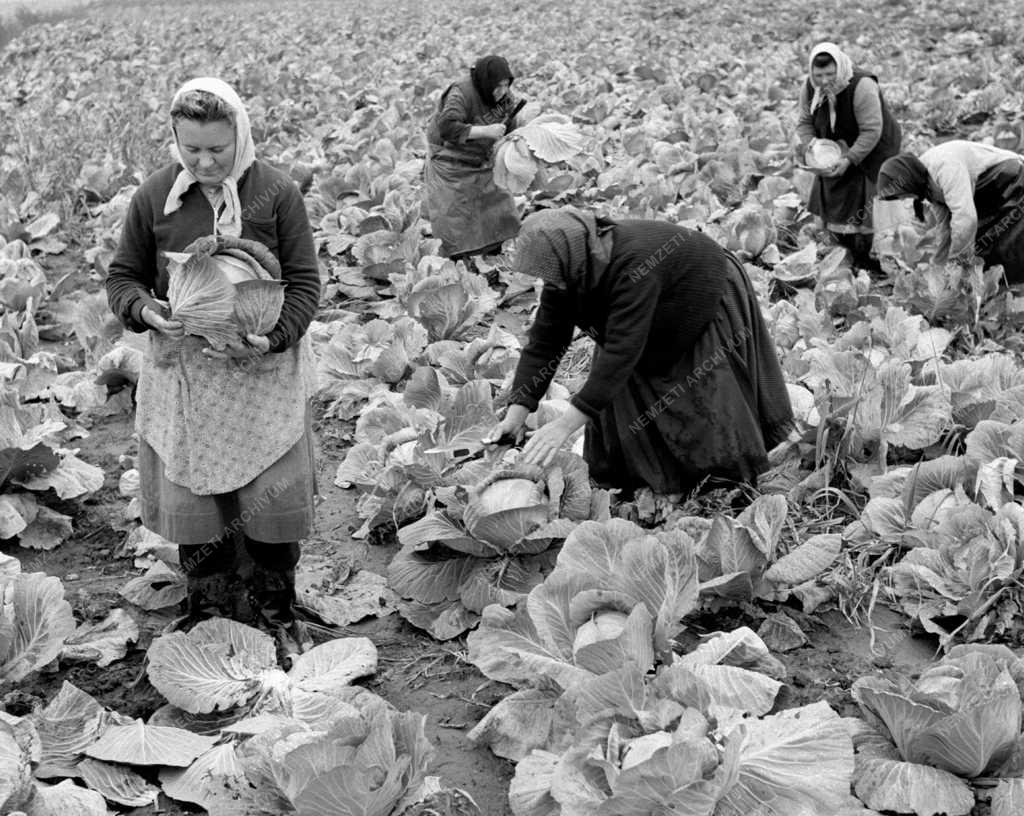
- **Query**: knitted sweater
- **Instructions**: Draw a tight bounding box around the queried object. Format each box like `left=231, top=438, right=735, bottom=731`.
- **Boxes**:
left=106, top=160, right=320, bottom=353
left=510, top=221, right=730, bottom=420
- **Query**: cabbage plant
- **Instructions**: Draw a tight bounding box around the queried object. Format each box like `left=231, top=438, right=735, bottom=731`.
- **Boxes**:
left=851, top=645, right=1024, bottom=816
left=165, top=696, right=433, bottom=816
left=500, top=630, right=857, bottom=816
left=335, top=370, right=502, bottom=538
left=387, top=451, right=597, bottom=640
left=465, top=518, right=705, bottom=760
left=0, top=387, right=105, bottom=550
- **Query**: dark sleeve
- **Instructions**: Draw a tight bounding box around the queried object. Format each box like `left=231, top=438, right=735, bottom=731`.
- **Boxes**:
left=436, top=85, right=473, bottom=144
left=504, top=94, right=522, bottom=133
left=105, top=186, right=165, bottom=332
left=796, top=82, right=815, bottom=145
left=265, top=182, right=320, bottom=353
left=508, top=286, right=574, bottom=411
left=571, top=269, right=661, bottom=420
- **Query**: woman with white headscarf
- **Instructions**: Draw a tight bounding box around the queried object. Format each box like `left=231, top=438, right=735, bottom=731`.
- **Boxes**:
left=105, top=78, right=320, bottom=662
left=796, top=42, right=902, bottom=268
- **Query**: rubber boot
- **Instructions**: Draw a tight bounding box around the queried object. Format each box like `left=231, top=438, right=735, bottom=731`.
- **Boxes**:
left=249, top=564, right=311, bottom=667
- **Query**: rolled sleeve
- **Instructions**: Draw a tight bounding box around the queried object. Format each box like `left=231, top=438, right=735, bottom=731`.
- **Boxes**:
left=930, top=160, right=978, bottom=256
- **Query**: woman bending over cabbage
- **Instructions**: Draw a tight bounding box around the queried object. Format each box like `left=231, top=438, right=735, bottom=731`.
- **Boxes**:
left=485, top=207, right=793, bottom=499
left=105, top=78, right=320, bottom=663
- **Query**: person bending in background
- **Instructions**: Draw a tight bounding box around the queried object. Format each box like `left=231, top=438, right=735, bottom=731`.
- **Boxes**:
left=424, top=55, right=522, bottom=261
left=796, top=42, right=902, bottom=269
left=877, top=140, right=1024, bottom=283
left=105, top=77, right=320, bottom=663
left=484, top=207, right=793, bottom=498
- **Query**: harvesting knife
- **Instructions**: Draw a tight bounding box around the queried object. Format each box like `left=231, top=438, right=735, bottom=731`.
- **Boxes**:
left=424, top=431, right=523, bottom=457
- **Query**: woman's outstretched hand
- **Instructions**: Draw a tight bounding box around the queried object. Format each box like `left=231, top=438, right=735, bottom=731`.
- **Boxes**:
left=519, top=404, right=588, bottom=468
left=482, top=404, right=529, bottom=446
left=141, top=305, right=184, bottom=338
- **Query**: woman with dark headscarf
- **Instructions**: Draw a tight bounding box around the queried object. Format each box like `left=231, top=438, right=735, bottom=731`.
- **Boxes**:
left=796, top=42, right=902, bottom=267
left=484, top=207, right=793, bottom=496
left=424, top=55, right=522, bottom=259
left=877, top=141, right=1024, bottom=283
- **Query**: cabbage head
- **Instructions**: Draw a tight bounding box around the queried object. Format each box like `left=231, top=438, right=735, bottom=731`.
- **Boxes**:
left=461, top=455, right=592, bottom=554
left=853, top=646, right=1023, bottom=779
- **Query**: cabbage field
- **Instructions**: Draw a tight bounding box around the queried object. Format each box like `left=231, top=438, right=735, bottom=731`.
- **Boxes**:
left=3, top=0, right=1024, bottom=813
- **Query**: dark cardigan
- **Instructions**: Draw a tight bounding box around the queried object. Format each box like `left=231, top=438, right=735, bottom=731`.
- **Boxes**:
left=426, top=78, right=518, bottom=167
left=105, top=160, right=320, bottom=353
left=509, top=221, right=731, bottom=420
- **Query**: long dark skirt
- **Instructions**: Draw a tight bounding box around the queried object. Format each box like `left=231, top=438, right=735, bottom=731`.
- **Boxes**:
left=424, top=153, right=520, bottom=257
left=974, top=159, right=1024, bottom=284
left=584, top=256, right=793, bottom=495
left=809, top=166, right=875, bottom=235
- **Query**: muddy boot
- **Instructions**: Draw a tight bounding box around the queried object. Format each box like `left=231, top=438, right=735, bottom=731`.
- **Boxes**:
left=163, top=572, right=240, bottom=632
left=249, top=564, right=311, bottom=668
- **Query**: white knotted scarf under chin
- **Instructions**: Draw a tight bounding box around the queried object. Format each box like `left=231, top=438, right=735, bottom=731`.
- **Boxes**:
left=808, top=42, right=855, bottom=131
left=163, top=77, right=256, bottom=237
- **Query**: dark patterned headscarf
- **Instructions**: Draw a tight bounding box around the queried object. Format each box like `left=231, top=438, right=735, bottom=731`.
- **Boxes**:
left=513, top=206, right=611, bottom=292
left=470, top=55, right=514, bottom=107
left=877, top=154, right=931, bottom=201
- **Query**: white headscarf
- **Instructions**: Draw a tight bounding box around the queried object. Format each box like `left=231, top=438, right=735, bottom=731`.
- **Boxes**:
left=808, top=42, right=855, bottom=131
left=163, top=77, right=256, bottom=237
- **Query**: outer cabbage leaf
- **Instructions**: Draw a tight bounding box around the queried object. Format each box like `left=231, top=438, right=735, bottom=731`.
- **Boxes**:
left=992, top=778, right=1024, bottom=816
left=467, top=687, right=563, bottom=761
left=0, top=572, right=76, bottom=685
left=119, top=561, right=186, bottom=611
left=495, top=138, right=538, bottom=194
left=15, top=451, right=104, bottom=499
left=517, top=114, right=587, bottom=163
left=31, top=681, right=107, bottom=778
left=853, top=755, right=973, bottom=816
left=84, top=720, right=217, bottom=767
left=160, top=743, right=247, bottom=809
left=763, top=533, right=842, bottom=587
left=596, top=740, right=720, bottom=816
left=23, top=778, right=109, bottom=816
left=60, top=608, right=138, bottom=668
left=715, top=701, right=855, bottom=816
left=77, top=757, right=159, bottom=807
left=0, top=717, right=34, bottom=813
left=509, top=749, right=560, bottom=816
left=146, top=618, right=278, bottom=713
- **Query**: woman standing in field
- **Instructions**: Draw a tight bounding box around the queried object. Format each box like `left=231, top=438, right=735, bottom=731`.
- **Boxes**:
left=796, top=42, right=902, bottom=268
left=105, top=78, right=320, bottom=662
left=424, top=55, right=522, bottom=260
left=484, top=207, right=793, bottom=497
left=877, top=141, right=1024, bottom=283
